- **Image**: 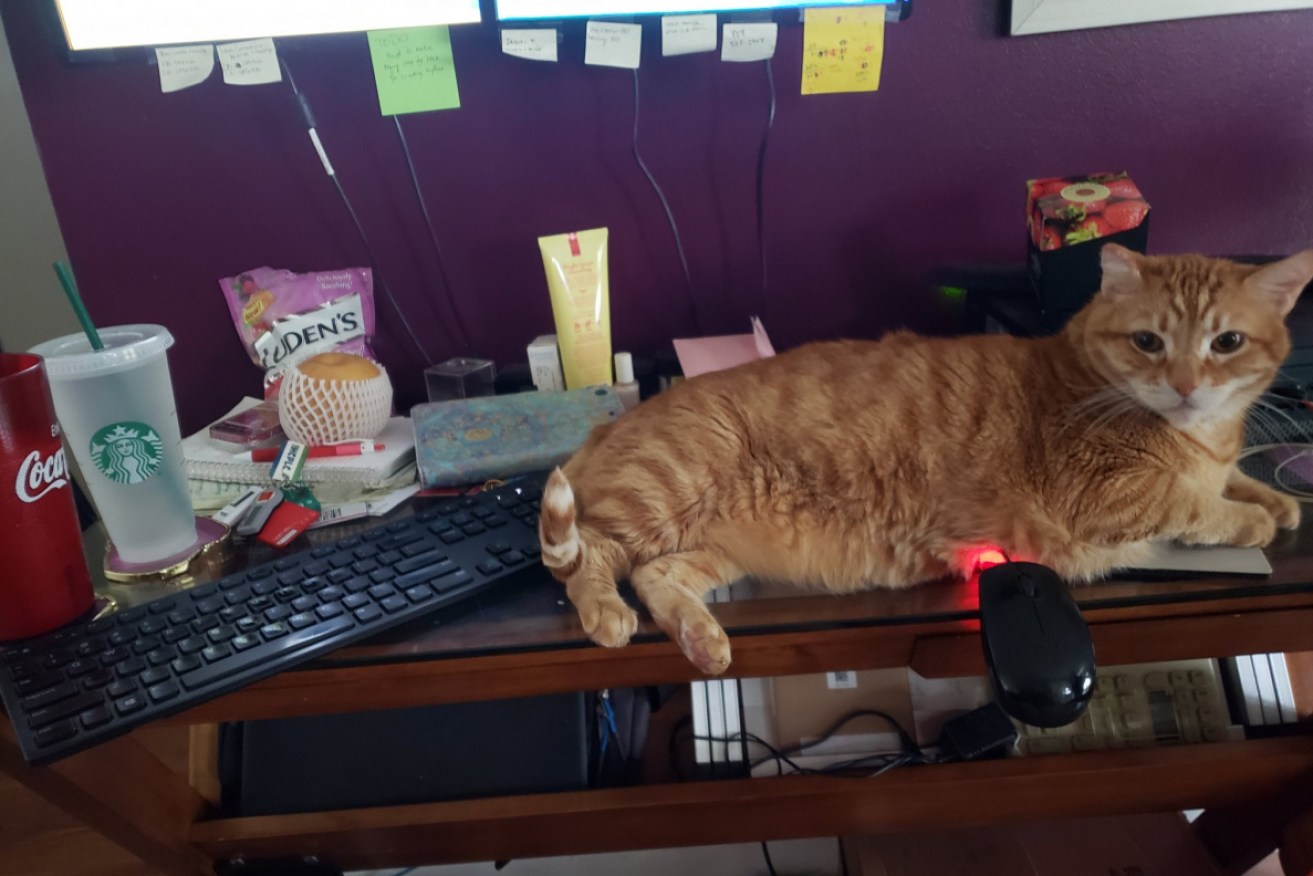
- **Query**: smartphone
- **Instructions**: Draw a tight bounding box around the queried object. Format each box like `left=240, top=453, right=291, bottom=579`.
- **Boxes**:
left=209, top=399, right=284, bottom=447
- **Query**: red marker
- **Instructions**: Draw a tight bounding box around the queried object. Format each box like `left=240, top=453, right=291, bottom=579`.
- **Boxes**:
left=243, top=441, right=385, bottom=463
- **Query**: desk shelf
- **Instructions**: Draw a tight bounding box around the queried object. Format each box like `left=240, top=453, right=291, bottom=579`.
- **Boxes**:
left=187, top=735, right=1313, bottom=870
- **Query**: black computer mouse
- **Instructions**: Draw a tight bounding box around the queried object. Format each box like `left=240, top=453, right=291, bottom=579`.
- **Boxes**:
left=977, top=561, right=1096, bottom=728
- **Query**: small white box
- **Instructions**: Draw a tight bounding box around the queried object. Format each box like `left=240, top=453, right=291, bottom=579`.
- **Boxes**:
left=527, top=334, right=565, bottom=392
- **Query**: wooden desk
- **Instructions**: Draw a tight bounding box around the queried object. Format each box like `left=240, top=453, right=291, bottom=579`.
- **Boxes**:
left=4, top=516, right=1313, bottom=876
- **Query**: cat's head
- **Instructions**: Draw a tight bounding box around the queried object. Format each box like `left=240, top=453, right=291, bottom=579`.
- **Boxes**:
left=1075, top=245, right=1313, bottom=430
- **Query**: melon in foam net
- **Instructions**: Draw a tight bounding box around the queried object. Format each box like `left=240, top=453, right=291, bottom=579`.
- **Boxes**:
left=279, top=352, right=393, bottom=445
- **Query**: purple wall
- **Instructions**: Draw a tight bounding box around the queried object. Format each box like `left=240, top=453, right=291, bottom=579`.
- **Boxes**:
left=5, top=1, right=1313, bottom=433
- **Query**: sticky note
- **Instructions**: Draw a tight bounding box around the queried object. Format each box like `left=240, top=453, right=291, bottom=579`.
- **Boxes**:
left=155, top=45, right=214, bottom=93
left=502, top=28, right=558, bottom=62
left=216, top=38, right=281, bottom=86
left=801, top=7, right=885, bottom=95
left=721, top=22, right=777, bottom=63
left=584, top=21, right=642, bottom=69
left=662, top=14, right=717, bottom=56
left=367, top=26, right=461, bottom=116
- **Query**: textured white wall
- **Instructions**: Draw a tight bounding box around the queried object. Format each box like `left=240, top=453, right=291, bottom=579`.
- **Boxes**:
left=0, top=9, right=75, bottom=354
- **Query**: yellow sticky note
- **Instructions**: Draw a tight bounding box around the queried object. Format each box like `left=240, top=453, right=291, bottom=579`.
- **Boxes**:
left=368, top=26, right=461, bottom=116
left=801, top=7, right=885, bottom=96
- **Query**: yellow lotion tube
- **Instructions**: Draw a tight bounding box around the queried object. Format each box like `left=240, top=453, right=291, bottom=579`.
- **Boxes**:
left=538, top=228, right=612, bottom=390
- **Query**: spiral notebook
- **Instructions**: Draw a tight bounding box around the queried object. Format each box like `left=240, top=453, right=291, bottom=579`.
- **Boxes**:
left=183, top=398, right=416, bottom=489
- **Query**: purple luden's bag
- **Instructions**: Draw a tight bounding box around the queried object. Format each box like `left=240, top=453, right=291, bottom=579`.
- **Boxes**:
left=219, top=267, right=378, bottom=394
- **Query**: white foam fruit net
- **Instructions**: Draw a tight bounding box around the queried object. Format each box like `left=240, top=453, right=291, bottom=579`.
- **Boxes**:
left=279, top=365, right=393, bottom=445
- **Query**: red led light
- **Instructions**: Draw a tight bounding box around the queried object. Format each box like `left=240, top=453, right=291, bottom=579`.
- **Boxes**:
left=970, top=547, right=1008, bottom=571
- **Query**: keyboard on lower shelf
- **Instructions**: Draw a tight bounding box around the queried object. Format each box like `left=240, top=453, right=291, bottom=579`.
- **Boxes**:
left=0, top=472, right=548, bottom=765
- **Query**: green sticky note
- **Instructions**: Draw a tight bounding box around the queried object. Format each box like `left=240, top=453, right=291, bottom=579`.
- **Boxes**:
left=367, top=26, right=461, bottom=116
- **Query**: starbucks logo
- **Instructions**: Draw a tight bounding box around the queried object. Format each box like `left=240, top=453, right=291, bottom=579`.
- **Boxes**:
left=89, top=422, right=164, bottom=485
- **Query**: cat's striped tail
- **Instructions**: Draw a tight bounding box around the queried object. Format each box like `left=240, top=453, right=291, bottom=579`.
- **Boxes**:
left=539, top=468, right=583, bottom=580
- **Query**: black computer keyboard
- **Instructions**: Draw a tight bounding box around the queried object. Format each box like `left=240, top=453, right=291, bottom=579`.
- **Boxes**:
left=0, top=472, right=548, bottom=765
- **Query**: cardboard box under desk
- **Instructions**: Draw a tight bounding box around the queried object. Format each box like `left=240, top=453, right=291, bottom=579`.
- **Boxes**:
left=842, top=812, right=1224, bottom=876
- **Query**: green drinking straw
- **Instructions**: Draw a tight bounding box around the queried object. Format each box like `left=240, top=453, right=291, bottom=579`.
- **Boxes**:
left=53, top=260, right=103, bottom=351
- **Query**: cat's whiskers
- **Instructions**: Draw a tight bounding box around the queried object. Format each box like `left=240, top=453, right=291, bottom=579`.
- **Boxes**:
left=1251, top=396, right=1313, bottom=443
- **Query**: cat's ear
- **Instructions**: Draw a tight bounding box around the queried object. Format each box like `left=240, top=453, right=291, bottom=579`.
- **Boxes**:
left=1247, top=250, right=1313, bottom=316
left=1098, top=243, right=1143, bottom=297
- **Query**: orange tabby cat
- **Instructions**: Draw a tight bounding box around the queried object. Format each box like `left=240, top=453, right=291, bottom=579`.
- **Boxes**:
left=539, top=246, right=1313, bottom=675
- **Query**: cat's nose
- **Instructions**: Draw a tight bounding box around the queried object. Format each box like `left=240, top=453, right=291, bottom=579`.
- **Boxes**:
left=1170, top=378, right=1198, bottom=398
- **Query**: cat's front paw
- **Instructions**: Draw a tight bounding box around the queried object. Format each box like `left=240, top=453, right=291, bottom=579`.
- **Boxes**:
left=677, top=617, right=732, bottom=676
left=578, top=593, right=639, bottom=648
left=1260, top=491, right=1301, bottom=530
left=1229, top=504, right=1278, bottom=548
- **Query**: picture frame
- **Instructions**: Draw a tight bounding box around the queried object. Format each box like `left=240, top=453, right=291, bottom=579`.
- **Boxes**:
left=1010, top=0, right=1313, bottom=35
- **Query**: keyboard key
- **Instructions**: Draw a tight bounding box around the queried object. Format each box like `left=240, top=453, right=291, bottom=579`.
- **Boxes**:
left=318, top=586, right=345, bottom=603
left=354, top=605, right=383, bottom=623
left=381, top=595, right=408, bottom=614
left=172, top=655, right=203, bottom=674
left=288, top=613, right=316, bottom=631
left=477, top=560, right=504, bottom=576
left=462, top=522, right=487, bottom=535
left=328, top=553, right=355, bottom=570
left=178, top=636, right=208, bottom=655
left=440, top=530, right=466, bottom=545
left=65, top=659, right=97, bottom=677
left=343, top=593, right=369, bottom=610
left=219, top=606, right=246, bottom=624
left=377, top=550, right=403, bottom=566
left=81, top=669, right=114, bottom=690
left=145, top=650, right=173, bottom=667
left=33, top=720, right=78, bottom=748
left=401, top=542, right=432, bottom=558
left=292, top=595, right=317, bottom=613
left=141, top=666, right=170, bottom=686
left=327, top=568, right=352, bottom=584
left=486, top=542, right=513, bottom=555
left=195, top=596, right=224, bottom=615
left=193, top=616, right=221, bottom=633
left=236, top=617, right=262, bottom=634
left=99, top=646, right=130, bottom=665
left=303, top=561, right=329, bottom=577
left=107, top=679, right=137, bottom=699
left=246, top=566, right=274, bottom=580
left=352, top=559, right=379, bottom=575
left=472, top=507, right=495, bottom=520
left=274, top=587, right=300, bottom=603
left=314, top=603, right=345, bottom=620
left=115, top=657, right=146, bottom=678
left=148, top=681, right=180, bottom=703
left=201, top=644, right=231, bottom=664
left=260, top=623, right=288, bottom=641
left=427, top=519, right=454, bottom=534
left=450, top=513, right=473, bottom=526
left=80, top=706, right=112, bottom=729
left=115, top=694, right=147, bottom=716
left=76, top=638, right=104, bottom=658
left=231, top=634, right=261, bottom=651
left=166, top=608, right=196, bottom=626
left=501, top=550, right=526, bottom=566
left=139, top=618, right=167, bottom=635
left=368, top=584, right=396, bottom=600
left=132, top=636, right=163, bottom=656
left=405, top=585, right=435, bottom=603
left=264, top=605, right=292, bottom=623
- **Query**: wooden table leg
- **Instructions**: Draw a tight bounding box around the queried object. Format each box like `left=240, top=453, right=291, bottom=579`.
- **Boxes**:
left=0, top=719, right=215, bottom=876
left=1193, top=779, right=1313, bottom=876
left=1281, top=799, right=1313, bottom=876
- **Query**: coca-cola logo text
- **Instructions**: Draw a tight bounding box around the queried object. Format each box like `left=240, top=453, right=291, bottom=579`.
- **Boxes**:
left=16, top=447, right=69, bottom=503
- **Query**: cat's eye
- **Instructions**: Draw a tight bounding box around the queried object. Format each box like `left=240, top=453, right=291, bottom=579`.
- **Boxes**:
left=1211, top=331, right=1245, bottom=354
left=1130, top=331, right=1164, bottom=353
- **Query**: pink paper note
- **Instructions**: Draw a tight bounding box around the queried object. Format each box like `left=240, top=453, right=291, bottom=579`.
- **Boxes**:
left=673, top=318, right=775, bottom=379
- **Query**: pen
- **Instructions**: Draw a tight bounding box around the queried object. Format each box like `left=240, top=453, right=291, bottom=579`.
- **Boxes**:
left=243, top=442, right=385, bottom=463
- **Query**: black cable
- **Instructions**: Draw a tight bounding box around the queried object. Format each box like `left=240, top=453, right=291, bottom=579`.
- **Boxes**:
left=393, top=116, right=473, bottom=353
left=761, top=841, right=780, bottom=876
left=756, top=57, right=777, bottom=320
left=279, top=56, right=436, bottom=365
left=748, top=708, right=921, bottom=770
left=631, top=68, right=705, bottom=335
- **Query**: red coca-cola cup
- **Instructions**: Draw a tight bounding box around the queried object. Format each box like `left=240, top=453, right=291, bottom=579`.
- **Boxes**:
left=0, top=353, right=95, bottom=640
